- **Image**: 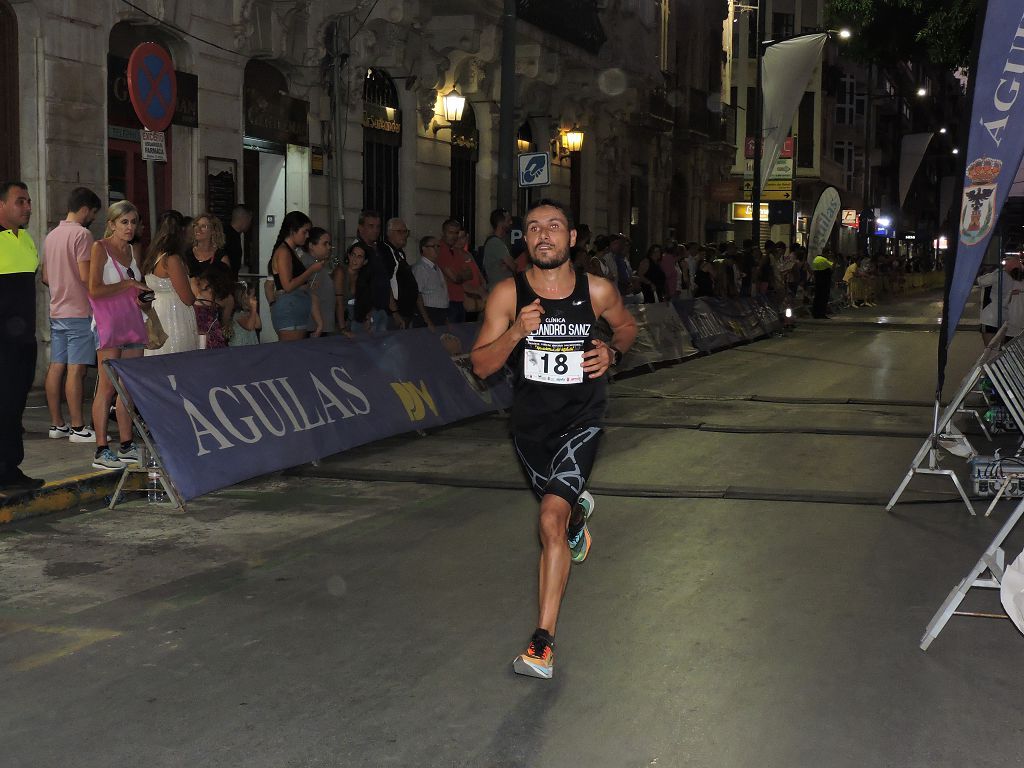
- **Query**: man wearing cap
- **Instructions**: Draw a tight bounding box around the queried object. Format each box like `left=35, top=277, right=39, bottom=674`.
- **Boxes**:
left=0, top=181, right=44, bottom=492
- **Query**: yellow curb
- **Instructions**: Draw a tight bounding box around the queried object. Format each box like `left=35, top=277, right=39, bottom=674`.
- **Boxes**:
left=0, top=471, right=142, bottom=525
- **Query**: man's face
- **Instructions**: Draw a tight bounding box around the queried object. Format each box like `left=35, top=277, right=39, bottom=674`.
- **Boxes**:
left=420, top=238, right=439, bottom=262
left=0, top=185, right=31, bottom=230
left=442, top=222, right=460, bottom=247
left=524, top=205, right=576, bottom=270
left=81, top=207, right=99, bottom=229
left=358, top=216, right=381, bottom=245
left=235, top=212, right=253, bottom=233
left=387, top=220, right=410, bottom=249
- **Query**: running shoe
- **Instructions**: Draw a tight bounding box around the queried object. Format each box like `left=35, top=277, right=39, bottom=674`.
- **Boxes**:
left=118, top=442, right=140, bottom=464
left=48, top=424, right=71, bottom=439
left=568, top=490, right=595, bottom=563
left=513, top=632, right=555, bottom=679
left=68, top=426, right=95, bottom=443
left=92, top=447, right=123, bottom=470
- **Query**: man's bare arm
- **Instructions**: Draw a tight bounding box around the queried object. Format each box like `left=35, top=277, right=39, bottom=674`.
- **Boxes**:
left=471, top=279, right=540, bottom=379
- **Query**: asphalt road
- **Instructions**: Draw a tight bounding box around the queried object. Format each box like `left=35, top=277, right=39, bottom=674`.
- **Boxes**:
left=3, top=310, right=1024, bottom=767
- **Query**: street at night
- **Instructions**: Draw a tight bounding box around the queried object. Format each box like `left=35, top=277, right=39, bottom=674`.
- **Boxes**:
left=4, top=300, right=1022, bottom=767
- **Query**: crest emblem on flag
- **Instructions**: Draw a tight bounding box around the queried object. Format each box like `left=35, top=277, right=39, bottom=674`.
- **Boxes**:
left=960, top=157, right=1002, bottom=245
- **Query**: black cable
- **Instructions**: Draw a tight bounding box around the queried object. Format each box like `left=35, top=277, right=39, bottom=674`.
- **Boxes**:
left=118, top=0, right=244, bottom=56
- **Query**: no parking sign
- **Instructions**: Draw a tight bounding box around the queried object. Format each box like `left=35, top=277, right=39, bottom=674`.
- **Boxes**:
left=126, top=42, right=177, bottom=132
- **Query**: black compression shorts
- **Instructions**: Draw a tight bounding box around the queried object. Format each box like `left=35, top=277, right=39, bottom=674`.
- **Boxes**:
left=513, top=425, right=602, bottom=506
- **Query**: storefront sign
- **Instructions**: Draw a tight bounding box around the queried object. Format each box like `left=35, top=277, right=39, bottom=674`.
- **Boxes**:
left=841, top=209, right=858, bottom=227
left=362, top=103, right=402, bottom=134
left=108, top=54, right=198, bottom=129
left=244, top=86, right=309, bottom=147
left=730, top=202, right=769, bottom=221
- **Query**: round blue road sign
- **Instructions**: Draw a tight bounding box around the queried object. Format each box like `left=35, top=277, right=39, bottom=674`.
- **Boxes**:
left=126, top=42, right=177, bottom=132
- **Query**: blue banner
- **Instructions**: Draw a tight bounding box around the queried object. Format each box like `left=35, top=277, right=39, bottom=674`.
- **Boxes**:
left=946, top=5, right=1024, bottom=343
left=108, top=327, right=512, bottom=500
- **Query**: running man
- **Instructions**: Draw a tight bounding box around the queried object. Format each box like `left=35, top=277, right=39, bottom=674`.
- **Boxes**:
left=471, top=199, right=637, bottom=679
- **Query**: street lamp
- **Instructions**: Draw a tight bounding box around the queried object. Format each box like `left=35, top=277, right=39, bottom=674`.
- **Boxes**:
left=916, top=86, right=928, bottom=97
left=442, top=90, right=466, bottom=122
left=939, top=127, right=948, bottom=134
left=952, top=147, right=960, bottom=155
left=562, top=125, right=584, bottom=153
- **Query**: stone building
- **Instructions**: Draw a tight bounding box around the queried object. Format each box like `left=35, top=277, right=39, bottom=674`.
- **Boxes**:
left=5, top=0, right=687, bottom=270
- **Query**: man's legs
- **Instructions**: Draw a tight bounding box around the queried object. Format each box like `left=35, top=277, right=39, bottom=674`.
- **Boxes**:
left=0, top=337, right=38, bottom=485
left=65, top=364, right=88, bottom=428
left=537, top=493, right=572, bottom=635
left=45, top=362, right=67, bottom=428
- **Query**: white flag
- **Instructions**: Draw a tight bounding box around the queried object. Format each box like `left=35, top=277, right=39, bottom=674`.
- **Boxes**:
left=760, top=33, right=827, bottom=190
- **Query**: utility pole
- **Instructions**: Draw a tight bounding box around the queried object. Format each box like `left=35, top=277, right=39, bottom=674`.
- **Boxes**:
left=497, top=0, right=517, bottom=212
left=331, top=22, right=348, bottom=248
left=751, top=2, right=766, bottom=248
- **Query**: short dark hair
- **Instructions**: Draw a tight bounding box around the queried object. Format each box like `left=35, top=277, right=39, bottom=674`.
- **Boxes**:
left=307, top=226, right=329, bottom=246
left=442, top=217, right=461, bottom=231
left=1, top=180, right=28, bottom=200
left=67, top=187, right=101, bottom=213
left=489, top=208, right=509, bottom=229
left=358, top=209, right=381, bottom=225
left=232, top=204, right=253, bottom=217
left=526, top=198, right=574, bottom=230
left=594, top=234, right=610, bottom=251
left=419, top=235, right=436, bottom=253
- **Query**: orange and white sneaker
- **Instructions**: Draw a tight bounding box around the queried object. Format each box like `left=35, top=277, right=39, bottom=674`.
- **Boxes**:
left=513, top=631, right=555, bottom=679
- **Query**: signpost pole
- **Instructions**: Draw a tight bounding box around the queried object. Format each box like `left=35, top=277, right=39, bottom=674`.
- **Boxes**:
left=146, top=160, right=158, bottom=242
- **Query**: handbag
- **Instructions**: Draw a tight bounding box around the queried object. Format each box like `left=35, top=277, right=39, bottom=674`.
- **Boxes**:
left=141, top=303, right=168, bottom=350
left=88, top=247, right=148, bottom=349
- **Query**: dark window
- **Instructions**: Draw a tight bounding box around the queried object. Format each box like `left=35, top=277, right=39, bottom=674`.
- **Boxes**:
left=450, top=102, right=478, bottom=247
left=772, top=13, right=794, bottom=40
left=747, top=12, right=758, bottom=58
left=363, top=69, right=401, bottom=222
left=797, top=91, right=815, bottom=168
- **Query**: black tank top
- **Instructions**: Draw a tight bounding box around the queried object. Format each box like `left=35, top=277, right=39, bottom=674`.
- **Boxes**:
left=269, top=242, right=306, bottom=290
left=511, top=269, right=607, bottom=440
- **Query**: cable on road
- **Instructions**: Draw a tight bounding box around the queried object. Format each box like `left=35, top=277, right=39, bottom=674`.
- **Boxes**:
left=608, top=387, right=941, bottom=408
left=287, top=465, right=972, bottom=508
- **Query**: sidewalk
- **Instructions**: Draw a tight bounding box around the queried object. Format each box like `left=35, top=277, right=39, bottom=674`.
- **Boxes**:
left=0, top=287, right=978, bottom=526
left=1, top=381, right=141, bottom=525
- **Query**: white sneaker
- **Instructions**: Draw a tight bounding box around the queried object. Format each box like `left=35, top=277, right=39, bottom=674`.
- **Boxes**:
left=48, top=424, right=71, bottom=439
left=68, top=426, right=95, bottom=443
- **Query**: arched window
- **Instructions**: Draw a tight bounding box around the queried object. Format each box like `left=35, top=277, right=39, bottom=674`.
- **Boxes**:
left=0, top=1, right=18, bottom=181
left=362, top=68, right=401, bottom=222
left=450, top=102, right=478, bottom=247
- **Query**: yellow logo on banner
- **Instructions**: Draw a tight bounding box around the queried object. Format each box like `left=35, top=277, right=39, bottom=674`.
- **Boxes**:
left=390, top=381, right=439, bottom=422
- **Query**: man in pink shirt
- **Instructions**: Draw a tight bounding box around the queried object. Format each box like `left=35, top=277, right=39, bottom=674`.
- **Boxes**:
left=42, top=187, right=101, bottom=442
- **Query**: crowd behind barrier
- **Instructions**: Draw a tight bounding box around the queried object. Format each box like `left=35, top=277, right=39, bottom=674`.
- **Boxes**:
left=16, top=179, right=944, bottom=494
left=107, top=294, right=783, bottom=502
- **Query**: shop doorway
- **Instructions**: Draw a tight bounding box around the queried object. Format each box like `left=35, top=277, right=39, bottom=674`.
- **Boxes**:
left=450, top=102, right=478, bottom=247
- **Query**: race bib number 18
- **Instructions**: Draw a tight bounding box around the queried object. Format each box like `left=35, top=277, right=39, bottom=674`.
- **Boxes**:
left=524, top=348, right=584, bottom=384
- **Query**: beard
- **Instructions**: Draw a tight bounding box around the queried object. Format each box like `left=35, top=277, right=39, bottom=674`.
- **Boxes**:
left=527, top=246, right=571, bottom=270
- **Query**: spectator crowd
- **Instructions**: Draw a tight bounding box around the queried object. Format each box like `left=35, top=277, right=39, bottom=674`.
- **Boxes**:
left=0, top=176, right=939, bottom=491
